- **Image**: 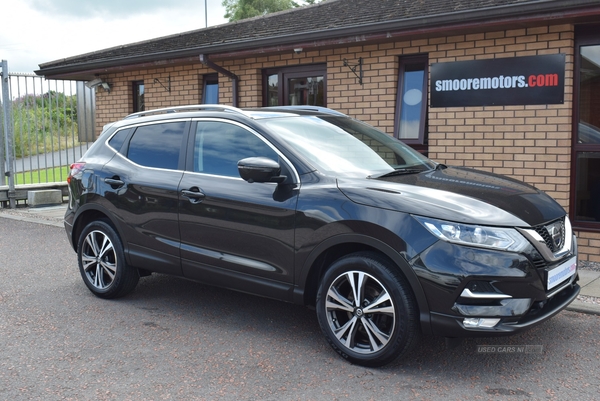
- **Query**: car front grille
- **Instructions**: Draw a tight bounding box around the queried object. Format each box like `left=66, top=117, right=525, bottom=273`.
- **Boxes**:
left=532, top=258, right=547, bottom=269
left=533, top=218, right=565, bottom=253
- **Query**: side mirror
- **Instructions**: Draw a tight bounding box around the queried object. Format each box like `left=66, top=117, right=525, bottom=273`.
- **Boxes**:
left=238, top=157, right=286, bottom=184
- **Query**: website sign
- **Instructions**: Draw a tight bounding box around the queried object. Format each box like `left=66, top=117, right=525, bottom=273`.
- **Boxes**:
left=430, top=54, right=565, bottom=107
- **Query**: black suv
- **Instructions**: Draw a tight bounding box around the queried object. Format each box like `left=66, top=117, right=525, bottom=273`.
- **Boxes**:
left=65, top=105, right=579, bottom=366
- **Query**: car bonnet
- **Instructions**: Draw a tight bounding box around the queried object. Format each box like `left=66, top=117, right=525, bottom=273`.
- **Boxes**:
left=337, top=166, right=566, bottom=227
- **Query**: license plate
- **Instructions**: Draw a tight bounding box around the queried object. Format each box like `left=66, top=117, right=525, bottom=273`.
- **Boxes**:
left=547, top=256, right=577, bottom=290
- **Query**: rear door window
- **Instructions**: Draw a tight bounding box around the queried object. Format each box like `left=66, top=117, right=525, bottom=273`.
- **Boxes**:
left=127, top=121, right=188, bottom=170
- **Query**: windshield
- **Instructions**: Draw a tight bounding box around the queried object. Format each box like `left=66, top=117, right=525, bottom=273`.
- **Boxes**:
left=260, top=115, right=435, bottom=177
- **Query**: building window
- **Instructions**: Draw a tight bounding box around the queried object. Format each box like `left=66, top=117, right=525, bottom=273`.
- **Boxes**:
left=572, top=26, right=600, bottom=228
left=133, top=81, right=145, bottom=112
left=395, top=56, right=428, bottom=154
left=263, top=65, right=326, bottom=107
left=203, top=74, right=219, bottom=104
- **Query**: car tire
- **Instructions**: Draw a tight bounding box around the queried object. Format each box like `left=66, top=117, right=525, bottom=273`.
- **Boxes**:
left=316, top=252, right=419, bottom=367
left=77, top=220, right=139, bottom=299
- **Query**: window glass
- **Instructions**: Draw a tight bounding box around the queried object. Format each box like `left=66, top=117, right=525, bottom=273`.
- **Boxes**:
left=574, top=42, right=600, bottom=222
left=398, top=66, right=425, bottom=140
left=395, top=57, right=428, bottom=154
left=575, top=152, right=600, bottom=222
left=127, top=122, right=186, bottom=169
left=267, top=74, right=279, bottom=106
left=288, top=76, right=324, bottom=106
left=108, top=128, right=131, bottom=154
left=577, top=45, right=600, bottom=144
left=573, top=36, right=600, bottom=227
left=133, top=81, right=145, bottom=112
left=261, top=116, right=434, bottom=178
left=203, top=74, right=219, bottom=104
left=194, top=122, right=278, bottom=177
left=263, top=65, right=326, bottom=107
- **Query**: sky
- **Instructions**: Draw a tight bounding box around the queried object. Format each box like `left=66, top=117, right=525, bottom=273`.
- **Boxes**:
left=1, top=0, right=229, bottom=74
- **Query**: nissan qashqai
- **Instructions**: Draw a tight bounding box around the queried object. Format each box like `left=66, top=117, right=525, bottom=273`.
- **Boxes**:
left=65, top=105, right=579, bottom=367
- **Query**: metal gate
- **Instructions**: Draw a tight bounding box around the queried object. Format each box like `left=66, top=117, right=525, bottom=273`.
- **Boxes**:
left=1, top=60, right=95, bottom=207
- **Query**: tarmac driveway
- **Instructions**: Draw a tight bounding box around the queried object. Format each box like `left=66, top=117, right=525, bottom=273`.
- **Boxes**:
left=1, top=218, right=600, bottom=400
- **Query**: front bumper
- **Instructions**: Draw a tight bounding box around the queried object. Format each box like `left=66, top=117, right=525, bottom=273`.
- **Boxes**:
left=429, top=280, right=580, bottom=337
left=412, top=234, right=579, bottom=337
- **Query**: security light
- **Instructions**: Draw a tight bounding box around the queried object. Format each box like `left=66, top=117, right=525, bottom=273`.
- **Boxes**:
left=85, top=78, right=103, bottom=89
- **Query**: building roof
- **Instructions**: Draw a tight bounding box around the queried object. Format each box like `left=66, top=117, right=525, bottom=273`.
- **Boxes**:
left=36, top=0, right=600, bottom=79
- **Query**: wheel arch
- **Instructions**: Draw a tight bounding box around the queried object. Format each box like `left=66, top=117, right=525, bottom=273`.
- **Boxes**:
left=72, top=204, right=123, bottom=254
left=294, top=234, right=432, bottom=335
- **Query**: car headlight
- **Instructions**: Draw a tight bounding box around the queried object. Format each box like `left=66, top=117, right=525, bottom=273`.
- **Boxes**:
left=414, top=216, right=529, bottom=252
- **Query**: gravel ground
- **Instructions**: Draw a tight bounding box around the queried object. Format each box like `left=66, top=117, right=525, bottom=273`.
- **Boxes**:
left=579, top=260, right=600, bottom=271
left=0, top=206, right=58, bottom=220
left=578, top=295, right=600, bottom=305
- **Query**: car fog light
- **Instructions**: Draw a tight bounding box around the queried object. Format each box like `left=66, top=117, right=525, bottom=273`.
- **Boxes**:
left=463, top=318, right=501, bottom=328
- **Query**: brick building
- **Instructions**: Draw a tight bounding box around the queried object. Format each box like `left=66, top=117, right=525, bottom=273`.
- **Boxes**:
left=36, top=0, right=600, bottom=260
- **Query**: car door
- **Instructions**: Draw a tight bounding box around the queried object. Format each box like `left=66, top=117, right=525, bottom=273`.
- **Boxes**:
left=99, top=119, right=189, bottom=276
left=178, top=119, right=299, bottom=299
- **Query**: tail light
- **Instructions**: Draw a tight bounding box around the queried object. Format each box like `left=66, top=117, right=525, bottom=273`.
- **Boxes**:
left=67, top=162, right=86, bottom=184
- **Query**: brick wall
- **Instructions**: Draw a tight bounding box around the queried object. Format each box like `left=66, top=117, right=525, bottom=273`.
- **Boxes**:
left=575, top=231, right=600, bottom=262
left=426, top=25, right=575, bottom=213
left=94, top=23, right=596, bottom=260
left=96, top=64, right=211, bottom=128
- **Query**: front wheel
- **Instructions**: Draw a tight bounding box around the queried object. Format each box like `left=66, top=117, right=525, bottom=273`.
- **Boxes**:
left=77, top=220, right=139, bottom=299
left=316, top=252, right=419, bottom=367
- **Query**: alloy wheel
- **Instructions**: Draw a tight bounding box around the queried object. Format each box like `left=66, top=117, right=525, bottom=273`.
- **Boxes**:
left=324, top=270, right=396, bottom=354
left=81, top=229, right=117, bottom=290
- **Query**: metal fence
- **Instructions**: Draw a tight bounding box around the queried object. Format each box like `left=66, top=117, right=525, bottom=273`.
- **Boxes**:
left=1, top=60, right=95, bottom=207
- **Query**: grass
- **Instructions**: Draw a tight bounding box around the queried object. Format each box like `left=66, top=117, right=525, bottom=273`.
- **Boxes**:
left=13, top=166, right=69, bottom=185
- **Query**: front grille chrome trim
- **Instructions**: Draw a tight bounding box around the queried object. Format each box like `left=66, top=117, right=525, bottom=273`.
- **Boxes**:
left=518, top=216, right=573, bottom=262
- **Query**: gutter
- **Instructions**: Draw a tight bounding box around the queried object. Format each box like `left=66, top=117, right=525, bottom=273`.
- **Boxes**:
left=199, top=55, right=239, bottom=107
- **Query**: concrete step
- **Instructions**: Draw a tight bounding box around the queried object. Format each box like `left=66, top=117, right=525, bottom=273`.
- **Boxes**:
left=27, top=189, right=63, bottom=207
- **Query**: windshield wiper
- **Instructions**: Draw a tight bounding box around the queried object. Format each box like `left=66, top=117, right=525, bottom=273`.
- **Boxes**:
left=370, top=168, right=425, bottom=179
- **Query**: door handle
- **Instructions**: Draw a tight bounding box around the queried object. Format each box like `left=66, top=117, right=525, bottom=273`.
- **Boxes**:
left=181, top=189, right=206, bottom=204
left=104, top=177, right=124, bottom=188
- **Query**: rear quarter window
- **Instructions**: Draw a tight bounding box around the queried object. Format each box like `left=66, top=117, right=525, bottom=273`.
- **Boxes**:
left=108, top=128, right=132, bottom=154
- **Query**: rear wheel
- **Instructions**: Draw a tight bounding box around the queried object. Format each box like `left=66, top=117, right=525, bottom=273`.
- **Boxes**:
left=316, top=252, right=419, bottom=367
left=77, top=220, right=139, bottom=299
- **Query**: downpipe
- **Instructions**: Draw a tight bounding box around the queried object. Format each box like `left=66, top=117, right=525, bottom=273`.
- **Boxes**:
left=199, top=54, right=239, bottom=108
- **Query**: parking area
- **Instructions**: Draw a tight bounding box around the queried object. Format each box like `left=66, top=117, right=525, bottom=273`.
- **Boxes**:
left=1, top=217, right=600, bottom=400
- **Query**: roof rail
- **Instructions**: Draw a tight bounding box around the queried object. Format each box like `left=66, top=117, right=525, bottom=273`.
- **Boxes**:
left=260, top=106, right=347, bottom=116
left=123, top=104, right=252, bottom=119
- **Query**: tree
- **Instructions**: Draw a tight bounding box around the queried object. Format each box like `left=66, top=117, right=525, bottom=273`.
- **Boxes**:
left=223, top=0, right=322, bottom=22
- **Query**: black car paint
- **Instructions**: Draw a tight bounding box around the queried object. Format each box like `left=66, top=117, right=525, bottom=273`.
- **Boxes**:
left=65, top=109, right=579, bottom=341
left=339, top=166, right=566, bottom=227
